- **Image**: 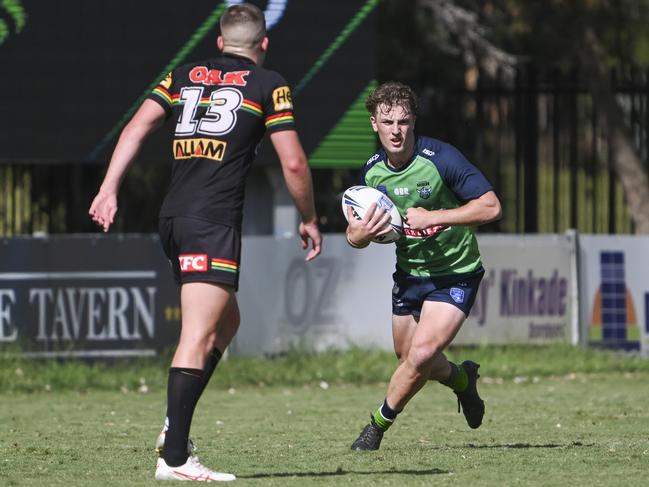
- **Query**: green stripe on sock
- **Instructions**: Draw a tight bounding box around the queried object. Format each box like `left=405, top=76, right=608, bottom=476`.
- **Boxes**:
left=372, top=408, right=393, bottom=431
left=441, top=362, right=469, bottom=392
left=453, top=364, right=469, bottom=392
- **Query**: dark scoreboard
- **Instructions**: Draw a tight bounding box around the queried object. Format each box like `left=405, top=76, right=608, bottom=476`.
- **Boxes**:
left=0, top=0, right=377, bottom=167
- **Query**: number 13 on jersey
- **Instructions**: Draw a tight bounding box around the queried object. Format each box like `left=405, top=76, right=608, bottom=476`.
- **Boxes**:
left=175, top=87, right=243, bottom=136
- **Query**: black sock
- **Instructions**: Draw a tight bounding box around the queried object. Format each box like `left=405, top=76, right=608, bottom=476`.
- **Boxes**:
left=439, top=362, right=459, bottom=387
left=162, top=367, right=204, bottom=467
left=198, top=347, right=223, bottom=399
left=163, top=348, right=222, bottom=428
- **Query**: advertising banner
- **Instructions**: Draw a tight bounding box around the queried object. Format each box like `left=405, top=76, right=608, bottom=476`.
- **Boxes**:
left=578, top=235, right=649, bottom=355
left=0, top=232, right=580, bottom=358
left=457, top=233, right=578, bottom=346
left=234, top=233, right=579, bottom=355
left=0, top=235, right=180, bottom=358
left=233, top=236, right=396, bottom=356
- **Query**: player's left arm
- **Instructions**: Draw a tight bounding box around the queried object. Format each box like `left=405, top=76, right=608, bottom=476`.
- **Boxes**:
left=406, top=190, right=501, bottom=229
left=89, top=99, right=167, bottom=232
left=406, top=143, right=502, bottom=230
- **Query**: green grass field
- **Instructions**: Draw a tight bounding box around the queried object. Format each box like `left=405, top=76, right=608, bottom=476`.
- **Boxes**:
left=1, top=347, right=648, bottom=486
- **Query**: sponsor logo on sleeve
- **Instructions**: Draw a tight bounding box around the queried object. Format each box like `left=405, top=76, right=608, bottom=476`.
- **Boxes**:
left=160, top=72, right=173, bottom=89
left=178, top=254, right=208, bottom=272
left=272, top=86, right=293, bottom=111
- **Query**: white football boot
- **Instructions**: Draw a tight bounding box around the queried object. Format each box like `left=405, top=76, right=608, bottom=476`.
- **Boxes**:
left=155, top=456, right=236, bottom=482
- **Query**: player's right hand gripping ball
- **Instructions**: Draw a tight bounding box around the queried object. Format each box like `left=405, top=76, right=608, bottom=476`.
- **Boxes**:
left=341, top=186, right=403, bottom=243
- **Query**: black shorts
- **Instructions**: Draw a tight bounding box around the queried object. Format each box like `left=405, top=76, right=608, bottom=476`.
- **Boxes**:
left=158, top=216, right=241, bottom=291
left=392, top=266, right=485, bottom=317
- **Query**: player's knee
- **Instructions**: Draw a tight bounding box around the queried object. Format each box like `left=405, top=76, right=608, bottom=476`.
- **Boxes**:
left=177, top=334, right=213, bottom=365
left=407, top=341, right=443, bottom=373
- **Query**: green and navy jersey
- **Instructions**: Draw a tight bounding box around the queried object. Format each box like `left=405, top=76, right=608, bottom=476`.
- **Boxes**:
left=360, top=136, right=493, bottom=277
left=147, top=53, right=295, bottom=227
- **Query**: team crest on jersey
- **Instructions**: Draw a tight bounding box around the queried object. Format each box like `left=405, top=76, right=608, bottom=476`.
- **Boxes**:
left=160, top=72, right=172, bottom=89
left=272, top=86, right=293, bottom=111
left=417, top=180, right=432, bottom=199
left=189, top=67, right=250, bottom=86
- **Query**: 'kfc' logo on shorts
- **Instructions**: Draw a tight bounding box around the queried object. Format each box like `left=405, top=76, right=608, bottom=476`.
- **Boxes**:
left=179, top=254, right=208, bottom=272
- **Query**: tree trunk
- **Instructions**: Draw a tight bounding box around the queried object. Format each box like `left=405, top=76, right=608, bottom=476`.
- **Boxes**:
left=580, top=28, right=649, bottom=233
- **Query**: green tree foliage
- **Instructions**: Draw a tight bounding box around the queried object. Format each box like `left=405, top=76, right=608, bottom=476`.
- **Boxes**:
left=394, top=0, right=649, bottom=232
left=0, top=0, right=26, bottom=46
left=0, top=19, right=7, bottom=45
left=476, top=0, right=649, bottom=69
left=483, top=0, right=649, bottom=232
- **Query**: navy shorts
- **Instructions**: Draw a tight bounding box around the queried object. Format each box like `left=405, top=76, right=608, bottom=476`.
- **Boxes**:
left=159, top=216, right=241, bottom=291
left=392, top=266, right=485, bottom=317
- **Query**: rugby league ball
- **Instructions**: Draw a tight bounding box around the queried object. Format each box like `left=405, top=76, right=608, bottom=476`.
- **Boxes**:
left=341, top=185, right=403, bottom=243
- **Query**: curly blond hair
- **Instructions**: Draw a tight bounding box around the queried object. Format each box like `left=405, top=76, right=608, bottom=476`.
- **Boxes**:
left=365, top=81, right=418, bottom=116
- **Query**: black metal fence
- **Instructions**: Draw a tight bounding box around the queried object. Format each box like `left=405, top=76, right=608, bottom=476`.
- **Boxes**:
left=0, top=161, right=167, bottom=236
left=434, top=65, right=644, bottom=234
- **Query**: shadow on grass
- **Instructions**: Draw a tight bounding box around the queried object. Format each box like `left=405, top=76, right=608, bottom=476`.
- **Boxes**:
left=466, top=441, right=593, bottom=449
left=238, top=467, right=448, bottom=479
